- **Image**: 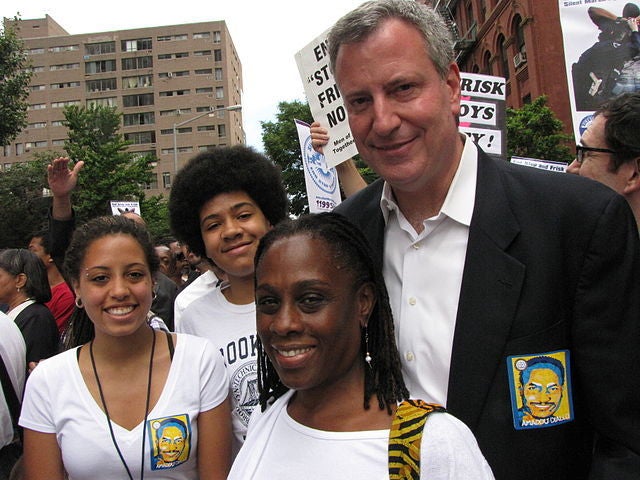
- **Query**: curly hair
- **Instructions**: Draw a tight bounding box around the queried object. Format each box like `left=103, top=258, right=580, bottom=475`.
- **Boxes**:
left=254, top=212, right=408, bottom=413
left=63, top=215, right=159, bottom=285
left=168, top=145, right=288, bottom=259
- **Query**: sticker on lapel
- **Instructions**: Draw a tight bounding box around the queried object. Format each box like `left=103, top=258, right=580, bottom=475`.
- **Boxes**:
left=506, top=350, right=574, bottom=430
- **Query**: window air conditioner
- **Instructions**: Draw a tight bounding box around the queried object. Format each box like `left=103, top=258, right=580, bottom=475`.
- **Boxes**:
left=513, top=51, right=527, bottom=69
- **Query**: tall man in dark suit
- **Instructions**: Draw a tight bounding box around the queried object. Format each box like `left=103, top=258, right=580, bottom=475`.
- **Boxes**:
left=329, top=1, right=640, bottom=478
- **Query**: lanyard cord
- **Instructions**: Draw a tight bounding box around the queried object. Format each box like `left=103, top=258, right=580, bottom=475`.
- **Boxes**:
left=90, top=328, right=156, bottom=480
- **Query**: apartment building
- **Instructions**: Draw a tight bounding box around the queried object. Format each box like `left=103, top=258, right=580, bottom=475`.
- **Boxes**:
left=3, top=15, right=244, bottom=195
left=432, top=0, right=573, bottom=140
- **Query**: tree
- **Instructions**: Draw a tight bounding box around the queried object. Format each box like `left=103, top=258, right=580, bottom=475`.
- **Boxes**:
left=506, top=96, right=573, bottom=163
left=261, top=100, right=374, bottom=216
left=0, top=16, right=34, bottom=146
left=62, top=104, right=159, bottom=223
left=0, top=158, right=50, bottom=247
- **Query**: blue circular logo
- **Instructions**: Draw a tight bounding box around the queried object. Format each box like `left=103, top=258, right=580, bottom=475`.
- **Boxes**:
left=303, top=136, right=337, bottom=194
left=578, top=114, right=594, bottom=137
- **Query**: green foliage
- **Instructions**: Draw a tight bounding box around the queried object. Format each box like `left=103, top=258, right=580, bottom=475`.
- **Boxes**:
left=261, top=100, right=375, bottom=216
left=261, top=100, right=313, bottom=216
left=62, top=105, right=158, bottom=222
left=506, top=96, right=573, bottom=163
left=140, top=195, right=171, bottom=241
left=0, top=17, right=34, bottom=146
left=0, top=158, right=50, bottom=248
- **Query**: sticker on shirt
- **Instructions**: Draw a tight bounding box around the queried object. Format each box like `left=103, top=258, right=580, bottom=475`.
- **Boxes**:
left=506, top=350, right=574, bottom=430
left=148, top=414, right=191, bottom=470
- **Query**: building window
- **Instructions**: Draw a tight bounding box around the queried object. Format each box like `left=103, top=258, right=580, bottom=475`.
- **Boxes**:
left=124, top=131, right=156, bottom=144
left=217, top=124, right=226, bottom=138
left=51, top=120, right=65, bottom=127
left=50, top=63, right=80, bottom=71
left=213, top=31, right=221, bottom=43
left=85, top=41, right=115, bottom=55
left=197, top=125, right=215, bottom=132
left=162, top=172, right=171, bottom=189
left=123, top=93, right=154, bottom=107
left=86, top=97, right=117, bottom=107
left=193, top=32, right=210, bottom=39
left=121, top=38, right=152, bottom=52
left=196, top=87, right=213, bottom=94
left=85, top=60, right=116, bottom=74
left=195, top=68, right=213, bottom=75
left=214, top=68, right=223, bottom=81
left=174, top=34, right=188, bottom=41
left=29, top=47, right=44, bottom=55
left=49, top=44, right=79, bottom=53
left=498, top=35, right=510, bottom=81
left=29, top=103, right=46, bottom=110
left=145, top=174, right=159, bottom=190
left=513, top=15, right=526, bottom=54
left=30, top=84, right=46, bottom=91
left=86, top=78, right=117, bottom=92
left=52, top=139, right=65, bottom=146
left=483, top=51, right=492, bottom=75
left=214, top=49, right=222, bottom=62
left=52, top=100, right=81, bottom=108
left=122, top=56, right=153, bottom=70
left=175, top=52, right=189, bottom=58
left=215, top=86, right=224, bottom=99
left=122, top=75, right=153, bottom=88
left=28, top=122, right=47, bottom=129
left=194, top=50, right=211, bottom=56
left=51, top=81, right=81, bottom=89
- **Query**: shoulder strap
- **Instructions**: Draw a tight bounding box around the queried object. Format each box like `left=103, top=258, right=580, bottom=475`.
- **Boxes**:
left=165, top=331, right=175, bottom=360
left=0, top=354, right=22, bottom=434
left=389, top=399, right=446, bottom=479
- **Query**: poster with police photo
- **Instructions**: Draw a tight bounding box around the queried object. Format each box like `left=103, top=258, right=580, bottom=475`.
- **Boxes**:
left=560, top=0, right=640, bottom=140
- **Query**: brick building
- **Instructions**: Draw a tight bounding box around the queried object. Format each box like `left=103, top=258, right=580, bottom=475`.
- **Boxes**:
left=432, top=0, right=574, bottom=141
left=3, top=15, right=244, bottom=195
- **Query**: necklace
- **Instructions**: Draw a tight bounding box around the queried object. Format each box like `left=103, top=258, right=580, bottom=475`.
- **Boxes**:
left=90, top=329, right=156, bottom=480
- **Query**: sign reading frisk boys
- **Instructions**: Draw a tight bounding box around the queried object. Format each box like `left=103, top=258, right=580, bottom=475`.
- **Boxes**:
left=295, top=28, right=358, bottom=168
left=459, top=72, right=506, bottom=161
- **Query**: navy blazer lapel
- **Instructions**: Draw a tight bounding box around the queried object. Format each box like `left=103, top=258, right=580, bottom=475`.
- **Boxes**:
left=446, top=152, right=525, bottom=429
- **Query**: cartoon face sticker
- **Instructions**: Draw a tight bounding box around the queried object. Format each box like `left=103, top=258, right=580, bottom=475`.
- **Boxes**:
left=148, top=415, right=191, bottom=470
left=507, top=350, right=574, bottom=430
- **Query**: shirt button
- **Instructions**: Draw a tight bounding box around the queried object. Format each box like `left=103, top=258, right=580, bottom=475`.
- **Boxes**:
left=408, top=297, right=416, bottom=306
left=406, top=352, right=415, bottom=361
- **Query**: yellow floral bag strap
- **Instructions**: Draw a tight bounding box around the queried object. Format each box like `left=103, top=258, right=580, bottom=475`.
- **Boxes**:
left=389, top=399, right=446, bottom=479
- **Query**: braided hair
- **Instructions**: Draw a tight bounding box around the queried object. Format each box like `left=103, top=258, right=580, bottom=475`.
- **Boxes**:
left=254, top=212, right=408, bottom=413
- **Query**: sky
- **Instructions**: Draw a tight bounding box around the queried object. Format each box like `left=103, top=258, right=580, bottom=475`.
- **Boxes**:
left=2, top=0, right=365, bottom=151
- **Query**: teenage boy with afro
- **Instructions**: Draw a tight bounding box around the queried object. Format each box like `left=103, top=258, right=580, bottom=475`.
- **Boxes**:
left=169, top=145, right=288, bottom=456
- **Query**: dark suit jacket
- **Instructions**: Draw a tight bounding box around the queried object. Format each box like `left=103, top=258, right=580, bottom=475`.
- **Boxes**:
left=335, top=149, right=640, bottom=479
left=14, top=302, right=59, bottom=364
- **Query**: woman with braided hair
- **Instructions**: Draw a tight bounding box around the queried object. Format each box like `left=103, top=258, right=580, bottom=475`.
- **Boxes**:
left=228, top=212, right=493, bottom=479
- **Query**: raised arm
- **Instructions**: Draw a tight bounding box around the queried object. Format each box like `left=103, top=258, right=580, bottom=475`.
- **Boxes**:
left=47, top=157, right=84, bottom=221
left=309, top=122, right=367, bottom=198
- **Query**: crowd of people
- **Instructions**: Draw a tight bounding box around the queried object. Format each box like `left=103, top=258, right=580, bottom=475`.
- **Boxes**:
left=1, top=1, right=640, bottom=479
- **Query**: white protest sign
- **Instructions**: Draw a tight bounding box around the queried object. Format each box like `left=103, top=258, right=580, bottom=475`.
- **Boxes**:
left=511, top=156, right=567, bottom=173
left=459, top=72, right=506, bottom=159
left=110, top=200, right=141, bottom=216
left=295, top=119, right=342, bottom=213
left=295, top=29, right=358, bottom=168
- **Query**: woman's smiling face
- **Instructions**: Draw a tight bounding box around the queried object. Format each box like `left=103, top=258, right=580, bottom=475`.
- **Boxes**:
left=74, top=233, right=153, bottom=338
left=255, top=234, right=374, bottom=395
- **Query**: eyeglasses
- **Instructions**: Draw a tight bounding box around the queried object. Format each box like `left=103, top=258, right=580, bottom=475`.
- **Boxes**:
left=175, top=252, right=186, bottom=261
left=575, top=145, right=617, bottom=164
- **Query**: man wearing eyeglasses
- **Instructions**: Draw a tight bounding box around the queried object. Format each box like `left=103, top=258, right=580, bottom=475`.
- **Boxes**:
left=568, top=92, right=640, bottom=229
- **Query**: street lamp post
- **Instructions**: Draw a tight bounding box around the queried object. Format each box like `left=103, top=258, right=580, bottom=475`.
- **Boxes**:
left=172, top=104, right=241, bottom=175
